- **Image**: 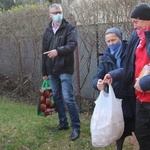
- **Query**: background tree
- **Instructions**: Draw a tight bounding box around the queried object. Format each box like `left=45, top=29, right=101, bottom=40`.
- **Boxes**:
left=0, top=0, right=15, bottom=10
left=0, top=0, right=149, bottom=112
left=0, top=0, right=51, bottom=10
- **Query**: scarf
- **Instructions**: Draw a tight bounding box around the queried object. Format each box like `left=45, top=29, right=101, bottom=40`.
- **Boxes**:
left=108, top=42, right=123, bottom=68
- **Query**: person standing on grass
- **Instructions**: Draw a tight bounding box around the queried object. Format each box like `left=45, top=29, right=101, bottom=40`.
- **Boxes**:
left=93, top=27, right=136, bottom=150
left=103, top=3, right=150, bottom=150
left=42, top=3, right=80, bottom=141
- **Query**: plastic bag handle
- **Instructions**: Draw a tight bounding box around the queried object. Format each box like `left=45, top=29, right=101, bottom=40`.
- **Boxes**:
left=41, top=80, right=51, bottom=90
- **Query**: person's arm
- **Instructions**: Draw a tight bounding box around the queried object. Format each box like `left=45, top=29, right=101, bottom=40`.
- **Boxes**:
left=44, top=24, right=77, bottom=57
left=93, top=60, right=106, bottom=90
left=139, top=74, right=150, bottom=92
left=103, top=68, right=123, bottom=84
left=56, top=24, right=77, bottom=56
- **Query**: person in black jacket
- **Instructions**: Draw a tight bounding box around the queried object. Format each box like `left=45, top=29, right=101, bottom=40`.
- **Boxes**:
left=93, top=27, right=136, bottom=150
left=42, top=3, right=80, bottom=141
left=103, top=3, right=150, bottom=150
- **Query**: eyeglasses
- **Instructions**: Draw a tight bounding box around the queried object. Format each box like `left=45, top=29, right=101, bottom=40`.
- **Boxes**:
left=50, top=11, right=62, bottom=15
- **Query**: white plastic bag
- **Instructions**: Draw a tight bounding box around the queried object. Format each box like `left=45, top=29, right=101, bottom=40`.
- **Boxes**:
left=90, top=84, right=124, bottom=147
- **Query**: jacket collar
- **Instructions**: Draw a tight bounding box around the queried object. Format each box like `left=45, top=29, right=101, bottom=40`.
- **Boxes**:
left=48, top=19, right=67, bottom=30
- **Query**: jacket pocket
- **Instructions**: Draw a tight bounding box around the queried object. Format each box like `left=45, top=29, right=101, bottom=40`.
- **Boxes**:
left=53, top=57, right=65, bottom=73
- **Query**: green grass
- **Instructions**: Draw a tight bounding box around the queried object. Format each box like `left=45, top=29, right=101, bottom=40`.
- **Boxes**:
left=0, top=97, right=135, bottom=150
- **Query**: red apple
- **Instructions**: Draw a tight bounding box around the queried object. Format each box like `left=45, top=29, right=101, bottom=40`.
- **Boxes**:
left=40, top=104, right=46, bottom=111
left=39, top=89, right=45, bottom=96
left=40, top=96, right=45, bottom=103
left=45, top=108, right=52, bottom=116
left=44, top=90, right=50, bottom=98
left=46, top=98, right=50, bottom=106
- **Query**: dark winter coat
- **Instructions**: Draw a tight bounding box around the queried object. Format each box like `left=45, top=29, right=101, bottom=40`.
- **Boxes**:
left=93, top=40, right=136, bottom=117
left=93, top=40, right=129, bottom=97
left=109, top=30, right=150, bottom=93
left=42, top=19, right=77, bottom=76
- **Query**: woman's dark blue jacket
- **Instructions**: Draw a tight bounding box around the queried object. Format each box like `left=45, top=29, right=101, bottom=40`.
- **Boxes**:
left=93, top=40, right=129, bottom=96
left=93, top=40, right=136, bottom=117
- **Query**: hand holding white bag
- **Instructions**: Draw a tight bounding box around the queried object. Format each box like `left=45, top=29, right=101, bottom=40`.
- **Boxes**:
left=90, top=84, right=124, bottom=147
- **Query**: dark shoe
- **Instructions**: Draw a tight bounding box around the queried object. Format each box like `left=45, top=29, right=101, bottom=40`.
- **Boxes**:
left=70, top=129, right=80, bottom=141
left=50, top=125, right=69, bottom=132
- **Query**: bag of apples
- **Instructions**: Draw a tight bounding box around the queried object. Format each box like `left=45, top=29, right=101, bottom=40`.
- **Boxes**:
left=37, top=80, right=56, bottom=117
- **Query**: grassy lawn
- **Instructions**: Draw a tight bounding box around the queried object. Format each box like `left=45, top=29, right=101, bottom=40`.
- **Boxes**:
left=0, top=97, right=137, bottom=150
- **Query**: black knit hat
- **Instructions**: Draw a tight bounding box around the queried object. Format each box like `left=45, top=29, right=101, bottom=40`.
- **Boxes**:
left=131, top=3, right=150, bottom=20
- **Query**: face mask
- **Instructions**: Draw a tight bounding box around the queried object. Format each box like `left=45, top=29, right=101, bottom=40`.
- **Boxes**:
left=108, top=42, right=122, bottom=51
left=53, top=14, right=63, bottom=23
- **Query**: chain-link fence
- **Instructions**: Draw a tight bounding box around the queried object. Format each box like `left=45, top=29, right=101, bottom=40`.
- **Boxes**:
left=0, top=0, right=149, bottom=113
